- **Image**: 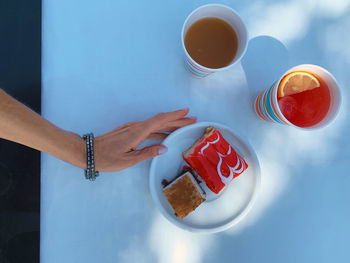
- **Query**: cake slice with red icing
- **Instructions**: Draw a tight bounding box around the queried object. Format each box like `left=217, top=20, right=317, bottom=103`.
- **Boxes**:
left=183, top=127, right=248, bottom=194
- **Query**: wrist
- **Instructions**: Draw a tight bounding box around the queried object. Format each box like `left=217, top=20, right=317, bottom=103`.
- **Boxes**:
left=63, top=131, right=86, bottom=169
left=75, top=137, right=87, bottom=170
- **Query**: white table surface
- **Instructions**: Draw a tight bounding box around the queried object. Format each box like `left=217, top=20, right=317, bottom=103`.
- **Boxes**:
left=41, top=0, right=350, bottom=262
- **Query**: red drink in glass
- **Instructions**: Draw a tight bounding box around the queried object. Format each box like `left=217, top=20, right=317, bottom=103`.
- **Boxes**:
left=255, top=64, right=341, bottom=130
left=277, top=72, right=331, bottom=128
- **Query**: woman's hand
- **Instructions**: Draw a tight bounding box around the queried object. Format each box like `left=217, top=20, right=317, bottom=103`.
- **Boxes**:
left=94, top=108, right=196, bottom=172
left=0, top=89, right=195, bottom=172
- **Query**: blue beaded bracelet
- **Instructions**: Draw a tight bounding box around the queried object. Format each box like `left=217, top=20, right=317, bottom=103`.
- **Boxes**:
left=82, top=133, right=99, bottom=181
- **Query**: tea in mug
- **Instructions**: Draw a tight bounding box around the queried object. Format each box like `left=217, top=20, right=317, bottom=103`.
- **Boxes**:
left=184, top=17, right=238, bottom=69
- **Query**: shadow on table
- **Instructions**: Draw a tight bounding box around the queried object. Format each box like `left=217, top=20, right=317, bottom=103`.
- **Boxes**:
left=238, top=35, right=290, bottom=148
left=241, top=35, right=289, bottom=103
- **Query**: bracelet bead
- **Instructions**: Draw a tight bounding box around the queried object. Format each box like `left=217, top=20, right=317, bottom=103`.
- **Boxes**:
left=82, top=133, right=99, bottom=181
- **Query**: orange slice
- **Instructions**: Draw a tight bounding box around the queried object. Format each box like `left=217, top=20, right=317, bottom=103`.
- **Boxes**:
left=278, top=71, right=320, bottom=98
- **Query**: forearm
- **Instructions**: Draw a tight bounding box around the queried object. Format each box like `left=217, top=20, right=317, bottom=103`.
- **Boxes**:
left=0, top=88, right=86, bottom=169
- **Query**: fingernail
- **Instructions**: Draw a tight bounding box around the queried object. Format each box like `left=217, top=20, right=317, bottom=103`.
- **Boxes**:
left=189, top=116, right=197, bottom=120
left=158, top=146, right=168, bottom=155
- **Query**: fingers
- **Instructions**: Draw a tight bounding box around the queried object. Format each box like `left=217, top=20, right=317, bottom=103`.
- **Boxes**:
left=101, top=109, right=192, bottom=141
left=146, top=117, right=196, bottom=135
left=145, top=117, right=196, bottom=136
left=128, top=145, right=168, bottom=165
left=115, top=109, right=194, bottom=150
left=160, top=117, right=197, bottom=132
left=156, top=108, right=190, bottom=121
left=146, top=108, right=190, bottom=129
left=129, top=108, right=193, bottom=144
left=147, top=132, right=168, bottom=140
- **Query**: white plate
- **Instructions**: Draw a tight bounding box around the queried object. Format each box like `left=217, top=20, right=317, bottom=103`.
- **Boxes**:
left=149, top=122, right=260, bottom=233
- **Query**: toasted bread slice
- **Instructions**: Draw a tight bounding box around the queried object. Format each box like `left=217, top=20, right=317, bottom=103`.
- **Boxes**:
left=163, top=171, right=206, bottom=219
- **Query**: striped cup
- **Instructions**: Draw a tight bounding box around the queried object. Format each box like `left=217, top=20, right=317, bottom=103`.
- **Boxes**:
left=254, top=64, right=341, bottom=130
left=181, top=4, right=248, bottom=78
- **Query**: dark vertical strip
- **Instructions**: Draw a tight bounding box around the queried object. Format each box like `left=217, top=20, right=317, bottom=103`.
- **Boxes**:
left=0, top=0, right=41, bottom=262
